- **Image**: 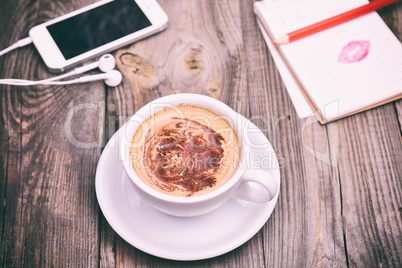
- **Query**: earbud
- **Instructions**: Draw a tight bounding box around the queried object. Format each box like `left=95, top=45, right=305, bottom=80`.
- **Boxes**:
left=73, top=54, right=122, bottom=86
left=104, top=70, right=123, bottom=87
left=98, top=54, right=116, bottom=72
left=71, top=54, right=121, bottom=86
left=73, top=54, right=116, bottom=74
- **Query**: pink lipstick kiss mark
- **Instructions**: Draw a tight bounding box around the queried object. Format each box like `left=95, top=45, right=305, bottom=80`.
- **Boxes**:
left=338, top=40, right=370, bottom=63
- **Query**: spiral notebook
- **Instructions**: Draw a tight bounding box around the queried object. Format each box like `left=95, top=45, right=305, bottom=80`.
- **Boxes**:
left=254, top=0, right=402, bottom=124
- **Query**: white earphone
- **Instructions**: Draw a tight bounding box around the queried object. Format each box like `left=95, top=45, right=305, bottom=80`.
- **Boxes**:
left=0, top=54, right=123, bottom=87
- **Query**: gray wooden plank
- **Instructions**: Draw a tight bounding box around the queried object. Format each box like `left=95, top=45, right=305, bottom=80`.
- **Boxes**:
left=330, top=3, right=402, bottom=267
left=109, top=234, right=264, bottom=268
left=336, top=105, right=402, bottom=267
left=0, top=1, right=21, bottom=265
left=0, top=0, right=103, bottom=266
left=240, top=1, right=347, bottom=267
left=100, top=0, right=265, bottom=266
left=395, top=100, right=402, bottom=134
left=379, top=0, right=402, bottom=137
left=377, top=0, right=402, bottom=39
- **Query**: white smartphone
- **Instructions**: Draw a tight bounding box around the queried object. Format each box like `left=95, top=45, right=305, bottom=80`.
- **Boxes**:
left=29, top=0, right=168, bottom=72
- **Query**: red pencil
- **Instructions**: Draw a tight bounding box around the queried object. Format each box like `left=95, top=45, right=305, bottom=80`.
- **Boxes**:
left=272, top=0, right=401, bottom=45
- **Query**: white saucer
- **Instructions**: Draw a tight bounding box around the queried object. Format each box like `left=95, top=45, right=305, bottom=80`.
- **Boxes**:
left=95, top=116, right=281, bottom=261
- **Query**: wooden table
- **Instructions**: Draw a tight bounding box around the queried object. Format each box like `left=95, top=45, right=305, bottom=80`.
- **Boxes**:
left=1, top=0, right=401, bottom=267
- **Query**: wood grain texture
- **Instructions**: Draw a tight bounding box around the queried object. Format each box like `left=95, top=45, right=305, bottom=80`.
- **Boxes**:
left=240, top=1, right=347, bottom=267
left=114, top=0, right=250, bottom=114
left=377, top=0, right=402, bottom=39
left=0, top=0, right=401, bottom=267
left=0, top=0, right=103, bottom=266
left=330, top=3, right=402, bottom=267
left=101, top=0, right=264, bottom=267
left=379, top=0, right=402, bottom=137
left=395, top=100, right=402, bottom=135
left=102, top=0, right=402, bottom=267
left=336, top=106, right=402, bottom=267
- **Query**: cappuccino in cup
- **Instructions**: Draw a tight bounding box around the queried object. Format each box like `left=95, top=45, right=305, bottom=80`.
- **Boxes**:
left=121, top=94, right=278, bottom=217
left=130, top=105, right=240, bottom=197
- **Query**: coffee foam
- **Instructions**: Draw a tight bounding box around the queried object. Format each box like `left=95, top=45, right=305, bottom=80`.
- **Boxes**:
left=130, top=105, right=240, bottom=197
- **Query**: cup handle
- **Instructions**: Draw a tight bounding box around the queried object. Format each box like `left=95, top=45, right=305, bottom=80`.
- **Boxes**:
left=233, top=169, right=278, bottom=203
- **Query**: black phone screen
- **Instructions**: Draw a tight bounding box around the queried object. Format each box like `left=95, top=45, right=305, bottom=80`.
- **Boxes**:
left=47, top=0, right=151, bottom=60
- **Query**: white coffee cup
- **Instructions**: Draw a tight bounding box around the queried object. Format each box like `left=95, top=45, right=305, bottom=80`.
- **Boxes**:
left=120, top=93, right=278, bottom=217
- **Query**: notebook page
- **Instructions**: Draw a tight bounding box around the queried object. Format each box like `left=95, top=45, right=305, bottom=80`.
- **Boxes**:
left=259, top=0, right=402, bottom=120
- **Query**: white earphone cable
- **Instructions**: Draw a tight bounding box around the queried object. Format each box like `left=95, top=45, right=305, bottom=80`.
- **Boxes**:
left=0, top=78, right=83, bottom=86
left=0, top=72, right=76, bottom=85
left=0, top=37, right=33, bottom=57
left=0, top=63, right=98, bottom=85
left=0, top=36, right=97, bottom=86
left=0, top=71, right=120, bottom=86
left=0, top=59, right=102, bottom=86
left=0, top=76, right=97, bottom=86
left=0, top=48, right=121, bottom=86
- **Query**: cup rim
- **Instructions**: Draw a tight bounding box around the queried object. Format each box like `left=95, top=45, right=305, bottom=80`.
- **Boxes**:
left=120, top=93, right=249, bottom=204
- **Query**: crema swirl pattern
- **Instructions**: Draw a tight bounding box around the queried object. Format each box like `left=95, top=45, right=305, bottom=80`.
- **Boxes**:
left=130, top=105, right=240, bottom=197
left=143, top=118, right=225, bottom=196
